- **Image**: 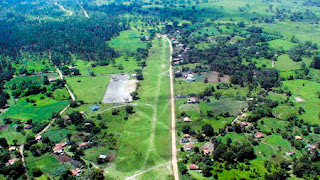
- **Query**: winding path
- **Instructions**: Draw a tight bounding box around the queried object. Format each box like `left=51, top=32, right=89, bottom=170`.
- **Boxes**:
left=54, top=2, right=73, bottom=16
left=163, top=35, right=179, bottom=180
left=56, top=68, right=76, bottom=101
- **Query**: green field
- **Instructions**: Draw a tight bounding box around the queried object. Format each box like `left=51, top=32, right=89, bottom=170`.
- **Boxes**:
left=275, top=54, right=301, bottom=72
left=268, top=39, right=297, bottom=51
left=282, top=80, right=320, bottom=124
left=66, top=75, right=110, bottom=103
left=108, top=30, right=150, bottom=52
left=92, top=56, right=140, bottom=74
left=25, top=153, right=62, bottom=173
left=3, top=94, right=69, bottom=121
left=106, top=36, right=171, bottom=179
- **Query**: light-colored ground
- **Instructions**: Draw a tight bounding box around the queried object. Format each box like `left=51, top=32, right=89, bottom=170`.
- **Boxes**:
left=163, top=35, right=179, bottom=180
left=294, top=96, right=305, bottom=102
left=103, top=74, right=137, bottom=103
left=54, top=2, right=73, bottom=16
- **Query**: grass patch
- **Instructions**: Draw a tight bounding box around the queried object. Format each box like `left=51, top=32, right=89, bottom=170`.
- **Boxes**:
left=42, top=129, right=74, bottom=142
left=25, top=153, right=62, bottom=173
left=268, top=39, right=297, bottom=51
left=66, top=75, right=110, bottom=103
left=92, top=56, right=139, bottom=74
left=275, top=54, right=301, bottom=72
left=3, top=94, right=69, bottom=121
left=108, top=30, right=150, bottom=52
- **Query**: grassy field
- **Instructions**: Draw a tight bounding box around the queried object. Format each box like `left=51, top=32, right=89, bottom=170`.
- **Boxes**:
left=42, top=129, right=74, bottom=142
left=92, top=56, right=140, bottom=74
left=65, top=75, right=110, bottom=103
left=268, top=39, right=297, bottom=51
left=12, top=57, right=54, bottom=75
left=3, top=94, right=69, bottom=121
left=25, top=153, right=62, bottom=173
left=0, top=123, right=26, bottom=144
left=282, top=80, right=320, bottom=124
left=106, top=36, right=171, bottom=178
left=275, top=54, right=301, bottom=72
left=108, top=30, right=150, bottom=52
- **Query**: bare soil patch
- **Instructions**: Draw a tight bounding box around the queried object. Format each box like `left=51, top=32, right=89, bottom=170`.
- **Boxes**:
left=54, top=154, right=73, bottom=163
left=102, top=74, right=137, bottom=103
left=0, top=124, right=8, bottom=130
left=207, top=71, right=230, bottom=83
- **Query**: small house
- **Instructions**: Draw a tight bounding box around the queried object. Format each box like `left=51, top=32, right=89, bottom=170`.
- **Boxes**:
left=171, top=38, right=176, bottom=41
left=99, top=155, right=107, bottom=159
left=6, top=158, right=19, bottom=166
left=176, top=94, right=187, bottom=99
left=35, top=135, right=42, bottom=141
left=78, top=142, right=88, bottom=148
left=70, top=168, right=81, bottom=176
left=255, top=132, right=264, bottom=139
left=63, top=115, right=70, bottom=120
left=68, top=66, right=77, bottom=70
left=184, top=134, right=190, bottom=138
left=131, top=73, right=137, bottom=78
left=240, top=121, right=248, bottom=127
left=180, top=138, right=190, bottom=143
left=203, top=148, right=213, bottom=155
left=189, top=164, right=199, bottom=170
left=48, top=76, right=57, bottom=83
left=185, top=144, right=195, bottom=151
left=173, top=58, right=180, bottom=62
left=53, top=142, right=67, bottom=154
left=24, top=124, right=33, bottom=130
left=183, top=117, right=191, bottom=122
left=187, top=97, right=198, bottom=104
left=174, top=61, right=180, bottom=66
left=89, top=105, right=100, bottom=111
left=79, top=111, right=85, bottom=115
left=295, top=136, right=303, bottom=140
left=286, top=150, right=295, bottom=156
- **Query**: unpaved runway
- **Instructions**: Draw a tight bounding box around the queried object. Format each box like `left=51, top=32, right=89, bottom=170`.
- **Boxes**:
left=164, top=35, right=179, bottom=180
left=103, top=74, right=137, bottom=103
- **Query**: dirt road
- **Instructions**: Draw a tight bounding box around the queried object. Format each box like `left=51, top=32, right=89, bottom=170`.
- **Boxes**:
left=54, top=2, right=73, bottom=16
left=163, top=35, right=179, bottom=180
left=56, top=68, right=76, bottom=101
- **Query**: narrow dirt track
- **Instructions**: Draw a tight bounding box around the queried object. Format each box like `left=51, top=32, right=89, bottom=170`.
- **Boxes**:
left=163, top=35, right=179, bottom=180
left=54, top=2, right=73, bottom=16
left=56, top=68, right=76, bottom=101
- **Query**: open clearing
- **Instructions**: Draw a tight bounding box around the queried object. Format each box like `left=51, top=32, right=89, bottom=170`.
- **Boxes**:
left=3, top=95, right=69, bottom=121
left=66, top=75, right=110, bottom=103
left=102, top=74, right=137, bottom=103
left=105, top=36, right=172, bottom=179
left=108, top=30, right=150, bottom=52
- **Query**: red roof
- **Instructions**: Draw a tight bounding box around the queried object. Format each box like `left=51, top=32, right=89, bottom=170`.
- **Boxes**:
left=78, top=142, right=88, bottom=147
left=255, top=132, right=264, bottom=138
left=63, top=115, right=70, bottom=120
left=189, top=164, right=199, bottom=170
left=53, top=142, right=67, bottom=153
left=8, top=158, right=19, bottom=165
left=189, top=97, right=198, bottom=101
left=185, top=144, right=195, bottom=149
left=70, top=168, right=80, bottom=176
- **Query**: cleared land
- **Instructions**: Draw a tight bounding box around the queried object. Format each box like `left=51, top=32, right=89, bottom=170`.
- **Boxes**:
left=108, top=30, right=150, bottom=52
left=105, top=36, right=172, bottom=179
left=65, top=75, right=110, bottom=103
left=102, top=74, right=137, bottom=103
